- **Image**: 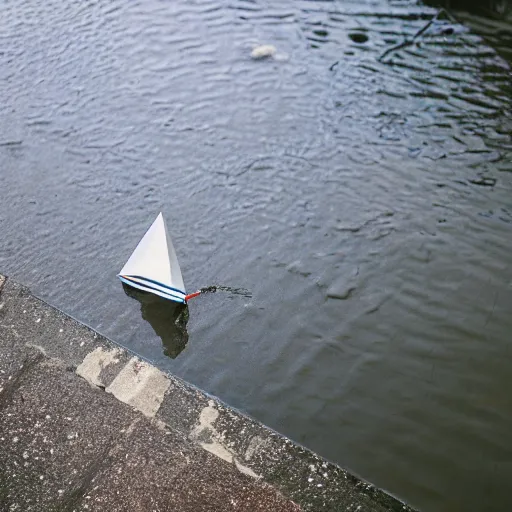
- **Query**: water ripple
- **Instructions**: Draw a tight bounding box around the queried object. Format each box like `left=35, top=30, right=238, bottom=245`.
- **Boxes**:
left=1, top=0, right=512, bottom=510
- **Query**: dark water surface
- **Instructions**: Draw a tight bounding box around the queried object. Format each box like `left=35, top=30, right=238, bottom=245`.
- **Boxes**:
left=1, top=1, right=512, bottom=509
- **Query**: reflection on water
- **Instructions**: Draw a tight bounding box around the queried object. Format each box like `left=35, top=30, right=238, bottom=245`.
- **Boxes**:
left=427, top=0, right=511, bottom=19
left=122, top=284, right=189, bottom=359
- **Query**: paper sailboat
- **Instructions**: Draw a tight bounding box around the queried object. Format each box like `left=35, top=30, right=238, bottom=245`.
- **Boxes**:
left=118, top=213, right=187, bottom=304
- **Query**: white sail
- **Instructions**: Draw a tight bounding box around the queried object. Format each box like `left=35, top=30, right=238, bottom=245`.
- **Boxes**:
left=118, top=213, right=186, bottom=303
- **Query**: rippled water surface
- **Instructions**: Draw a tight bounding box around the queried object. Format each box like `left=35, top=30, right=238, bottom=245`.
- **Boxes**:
left=1, top=1, right=512, bottom=509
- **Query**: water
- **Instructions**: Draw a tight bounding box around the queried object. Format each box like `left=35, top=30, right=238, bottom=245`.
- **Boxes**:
left=1, top=1, right=511, bottom=510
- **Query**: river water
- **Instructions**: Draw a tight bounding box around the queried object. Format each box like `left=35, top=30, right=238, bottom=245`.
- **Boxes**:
left=1, top=1, right=511, bottom=510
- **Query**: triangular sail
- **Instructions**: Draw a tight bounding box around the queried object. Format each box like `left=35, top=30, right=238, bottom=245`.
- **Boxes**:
left=118, top=213, right=186, bottom=303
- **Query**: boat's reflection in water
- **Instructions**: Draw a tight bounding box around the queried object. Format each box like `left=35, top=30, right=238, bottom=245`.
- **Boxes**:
left=122, top=283, right=189, bottom=359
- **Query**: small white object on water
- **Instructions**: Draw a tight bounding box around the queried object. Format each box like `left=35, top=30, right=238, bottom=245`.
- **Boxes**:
left=251, top=44, right=277, bottom=59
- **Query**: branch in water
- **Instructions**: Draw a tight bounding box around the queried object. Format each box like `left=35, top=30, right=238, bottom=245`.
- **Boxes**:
left=377, top=8, right=455, bottom=63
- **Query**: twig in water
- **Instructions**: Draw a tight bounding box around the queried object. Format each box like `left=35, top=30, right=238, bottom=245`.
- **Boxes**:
left=377, top=8, right=453, bottom=63
left=186, top=284, right=252, bottom=302
left=199, top=285, right=218, bottom=294
left=0, top=140, right=22, bottom=147
left=214, top=285, right=252, bottom=298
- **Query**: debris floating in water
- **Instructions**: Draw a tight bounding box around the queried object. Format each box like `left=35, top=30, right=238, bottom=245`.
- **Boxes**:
left=251, top=44, right=277, bottom=59
left=199, top=286, right=218, bottom=294
left=377, top=8, right=458, bottom=63
left=214, top=285, right=252, bottom=299
left=0, top=140, right=22, bottom=147
left=186, top=285, right=252, bottom=302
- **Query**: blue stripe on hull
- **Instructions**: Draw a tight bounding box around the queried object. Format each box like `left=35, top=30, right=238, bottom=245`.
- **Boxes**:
left=128, top=275, right=185, bottom=296
left=121, top=275, right=186, bottom=300
left=119, top=276, right=186, bottom=304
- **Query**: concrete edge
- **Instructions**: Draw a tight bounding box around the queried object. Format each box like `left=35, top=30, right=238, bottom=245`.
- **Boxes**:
left=0, top=274, right=416, bottom=511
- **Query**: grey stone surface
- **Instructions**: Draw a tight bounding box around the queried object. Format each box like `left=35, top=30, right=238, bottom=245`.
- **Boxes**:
left=0, top=275, right=416, bottom=511
left=0, top=355, right=137, bottom=511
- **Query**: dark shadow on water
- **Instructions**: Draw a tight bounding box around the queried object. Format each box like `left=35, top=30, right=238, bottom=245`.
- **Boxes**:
left=122, top=283, right=189, bottom=359
left=425, top=0, right=511, bottom=19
